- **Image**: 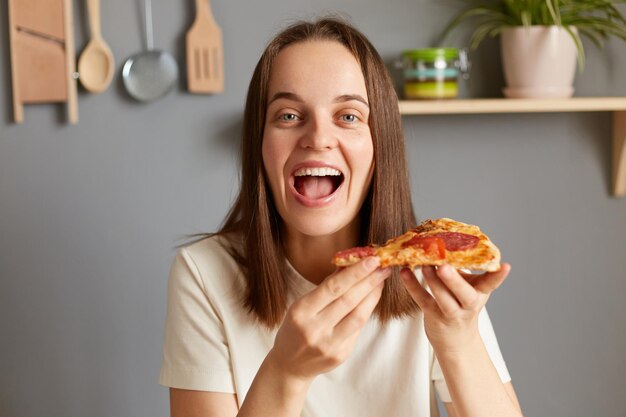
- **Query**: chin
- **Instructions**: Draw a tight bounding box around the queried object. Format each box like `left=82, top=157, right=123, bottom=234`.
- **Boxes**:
left=282, top=209, right=359, bottom=240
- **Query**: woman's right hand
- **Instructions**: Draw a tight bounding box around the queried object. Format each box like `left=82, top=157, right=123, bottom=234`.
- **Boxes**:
left=267, top=257, right=391, bottom=382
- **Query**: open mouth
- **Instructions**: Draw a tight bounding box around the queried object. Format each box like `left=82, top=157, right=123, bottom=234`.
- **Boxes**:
left=292, top=166, right=345, bottom=200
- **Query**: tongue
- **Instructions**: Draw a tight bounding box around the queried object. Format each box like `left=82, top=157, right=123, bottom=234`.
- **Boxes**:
left=297, top=176, right=335, bottom=199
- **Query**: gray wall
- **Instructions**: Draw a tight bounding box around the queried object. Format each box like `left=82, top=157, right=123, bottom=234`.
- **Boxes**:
left=1, top=1, right=625, bottom=416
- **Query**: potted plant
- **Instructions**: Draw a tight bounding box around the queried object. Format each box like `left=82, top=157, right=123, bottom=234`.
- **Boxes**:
left=439, top=0, right=626, bottom=98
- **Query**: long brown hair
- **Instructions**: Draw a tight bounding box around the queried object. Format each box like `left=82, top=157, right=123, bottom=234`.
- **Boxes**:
left=198, top=17, right=417, bottom=327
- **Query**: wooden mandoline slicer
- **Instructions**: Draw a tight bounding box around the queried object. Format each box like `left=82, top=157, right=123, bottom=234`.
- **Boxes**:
left=8, top=0, right=78, bottom=124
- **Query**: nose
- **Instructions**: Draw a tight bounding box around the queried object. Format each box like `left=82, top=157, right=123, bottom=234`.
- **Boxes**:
left=298, top=113, right=338, bottom=151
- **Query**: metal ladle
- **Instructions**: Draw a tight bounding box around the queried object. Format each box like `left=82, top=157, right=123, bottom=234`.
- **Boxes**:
left=122, top=0, right=178, bottom=102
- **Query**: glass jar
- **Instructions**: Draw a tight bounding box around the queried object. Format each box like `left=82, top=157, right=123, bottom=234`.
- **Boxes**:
left=400, top=48, right=470, bottom=99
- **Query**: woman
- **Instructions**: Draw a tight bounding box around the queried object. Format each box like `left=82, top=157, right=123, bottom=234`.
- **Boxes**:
left=160, top=17, right=523, bottom=417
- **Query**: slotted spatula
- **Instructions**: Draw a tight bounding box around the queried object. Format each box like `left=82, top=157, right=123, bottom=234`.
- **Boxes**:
left=186, top=0, right=223, bottom=94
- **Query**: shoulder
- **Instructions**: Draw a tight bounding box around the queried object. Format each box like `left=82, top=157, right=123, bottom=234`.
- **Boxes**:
left=172, top=233, right=246, bottom=298
left=181, top=233, right=242, bottom=267
left=178, top=235, right=242, bottom=270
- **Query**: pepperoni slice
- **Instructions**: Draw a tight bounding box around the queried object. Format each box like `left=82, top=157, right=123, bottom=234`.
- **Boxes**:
left=431, top=232, right=479, bottom=251
left=334, top=246, right=376, bottom=261
left=402, top=236, right=446, bottom=259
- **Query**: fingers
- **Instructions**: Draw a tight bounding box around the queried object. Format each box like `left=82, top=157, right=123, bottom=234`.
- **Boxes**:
left=400, top=266, right=459, bottom=314
left=399, top=268, right=435, bottom=311
left=305, top=257, right=381, bottom=312
left=422, top=265, right=465, bottom=316
left=435, top=265, right=480, bottom=309
left=317, top=267, right=391, bottom=327
left=457, top=269, right=483, bottom=285
left=473, top=263, right=510, bottom=294
left=407, top=264, right=511, bottom=316
left=332, top=276, right=385, bottom=339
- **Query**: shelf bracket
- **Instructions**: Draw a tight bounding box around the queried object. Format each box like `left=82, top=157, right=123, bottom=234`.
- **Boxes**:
left=613, top=111, right=626, bottom=197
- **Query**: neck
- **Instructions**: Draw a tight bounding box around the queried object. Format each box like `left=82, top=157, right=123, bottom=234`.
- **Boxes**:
left=283, top=219, right=361, bottom=285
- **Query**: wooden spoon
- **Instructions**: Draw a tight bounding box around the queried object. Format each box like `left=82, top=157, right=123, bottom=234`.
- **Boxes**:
left=78, top=0, right=114, bottom=93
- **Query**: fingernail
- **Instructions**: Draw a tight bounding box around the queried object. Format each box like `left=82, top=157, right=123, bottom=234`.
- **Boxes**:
left=379, top=267, right=392, bottom=277
left=365, top=257, right=380, bottom=269
left=374, top=267, right=389, bottom=281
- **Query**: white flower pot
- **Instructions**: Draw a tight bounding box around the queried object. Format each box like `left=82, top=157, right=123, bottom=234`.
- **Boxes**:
left=501, top=26, right=577, bottom=98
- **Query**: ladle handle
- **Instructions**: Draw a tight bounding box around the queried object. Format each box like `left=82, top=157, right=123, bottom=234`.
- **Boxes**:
left=87, top=0, right=102, bottom=38
left=144, top=0, right=153, bottom=50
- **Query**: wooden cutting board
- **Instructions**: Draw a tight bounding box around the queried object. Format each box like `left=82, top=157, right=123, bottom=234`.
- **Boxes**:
left=8, top=0, right=78, bottom=123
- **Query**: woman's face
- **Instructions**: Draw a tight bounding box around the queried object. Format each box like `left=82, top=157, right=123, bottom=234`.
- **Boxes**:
left=262, top=40, right=374, bottom=239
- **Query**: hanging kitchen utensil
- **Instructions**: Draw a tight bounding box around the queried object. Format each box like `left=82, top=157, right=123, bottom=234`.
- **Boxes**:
left=122, top=0, right=178, bottom=102
left=186, top=0, right=224, bottom=94
left=8, top=0, right=78, bottom=123
left=78, top=0, right=115, bottom=93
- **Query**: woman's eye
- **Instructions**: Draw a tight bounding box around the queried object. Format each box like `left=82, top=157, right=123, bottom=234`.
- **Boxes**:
left=279, top=113, right=299, bottom=122
left=340, top=114, right=358, bottom=123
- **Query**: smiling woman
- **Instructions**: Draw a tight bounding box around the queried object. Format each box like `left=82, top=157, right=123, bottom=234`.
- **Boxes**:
left=159, top=17, right=523, bottom=417
left=262, top=40, right=376, bottom=265
left=222, top=19, right=417, bottom=325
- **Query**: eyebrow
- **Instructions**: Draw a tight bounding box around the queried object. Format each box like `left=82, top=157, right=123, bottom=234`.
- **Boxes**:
left=268, top=92, right=369, bottom=108
left=334, top=94, right=369, bottom=108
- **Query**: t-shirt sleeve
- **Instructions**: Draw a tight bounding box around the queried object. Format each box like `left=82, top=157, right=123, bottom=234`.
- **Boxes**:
left=430, top=308, right=511, bottom=403
left=158, top=248, right=236, bottom=393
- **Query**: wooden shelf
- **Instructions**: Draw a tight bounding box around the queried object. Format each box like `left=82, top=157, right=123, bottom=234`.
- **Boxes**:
left=399, top=97, right=626, bottom=197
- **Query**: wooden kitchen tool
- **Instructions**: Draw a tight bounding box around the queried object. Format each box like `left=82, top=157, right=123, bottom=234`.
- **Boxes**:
left=8, top=0, right=79, bottom=124
left=78, top=0, right=115, bottom=93
left=186, top=0, right=224, bottom=93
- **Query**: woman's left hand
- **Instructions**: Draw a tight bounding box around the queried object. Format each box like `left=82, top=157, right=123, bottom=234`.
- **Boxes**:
left=400, top=263, right=511, bottom=353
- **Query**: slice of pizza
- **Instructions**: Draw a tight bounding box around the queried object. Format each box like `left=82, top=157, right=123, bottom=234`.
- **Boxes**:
left=332, top=218, right=501, bottom=272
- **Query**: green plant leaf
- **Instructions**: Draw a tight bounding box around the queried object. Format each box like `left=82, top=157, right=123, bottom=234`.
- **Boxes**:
left=437, top=0, right=626, bottom=55
left=470, top=20, right=509, bottom=48
left=546, top=0, right=562, bottom=24
left=438, top=6, right=512, bottom=45
left=564, top=25, right=586, bottom=69
left=578, top=26, right=607, bottom=47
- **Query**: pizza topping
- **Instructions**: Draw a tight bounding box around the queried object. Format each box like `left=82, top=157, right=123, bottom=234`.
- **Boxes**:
left=431, top=232, right=479, bottom=251
left=331, top=218, right=501, bottom=271
left=334, top=246, right=376, bottom=260
left=401, top=236, right=446, bottom=259
left=293, top=168, right=343, bottom=199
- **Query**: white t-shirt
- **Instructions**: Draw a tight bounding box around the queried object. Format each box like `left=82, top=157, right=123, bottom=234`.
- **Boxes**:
left=159, top=235, right=511, bottom=417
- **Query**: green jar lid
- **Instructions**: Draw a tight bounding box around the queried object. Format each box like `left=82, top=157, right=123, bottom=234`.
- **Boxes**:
left=402, top=48, right=459, bottom=61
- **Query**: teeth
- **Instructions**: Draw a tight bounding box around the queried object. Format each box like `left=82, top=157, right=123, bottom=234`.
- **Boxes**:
left=294, top=167, right=342, bottom=177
